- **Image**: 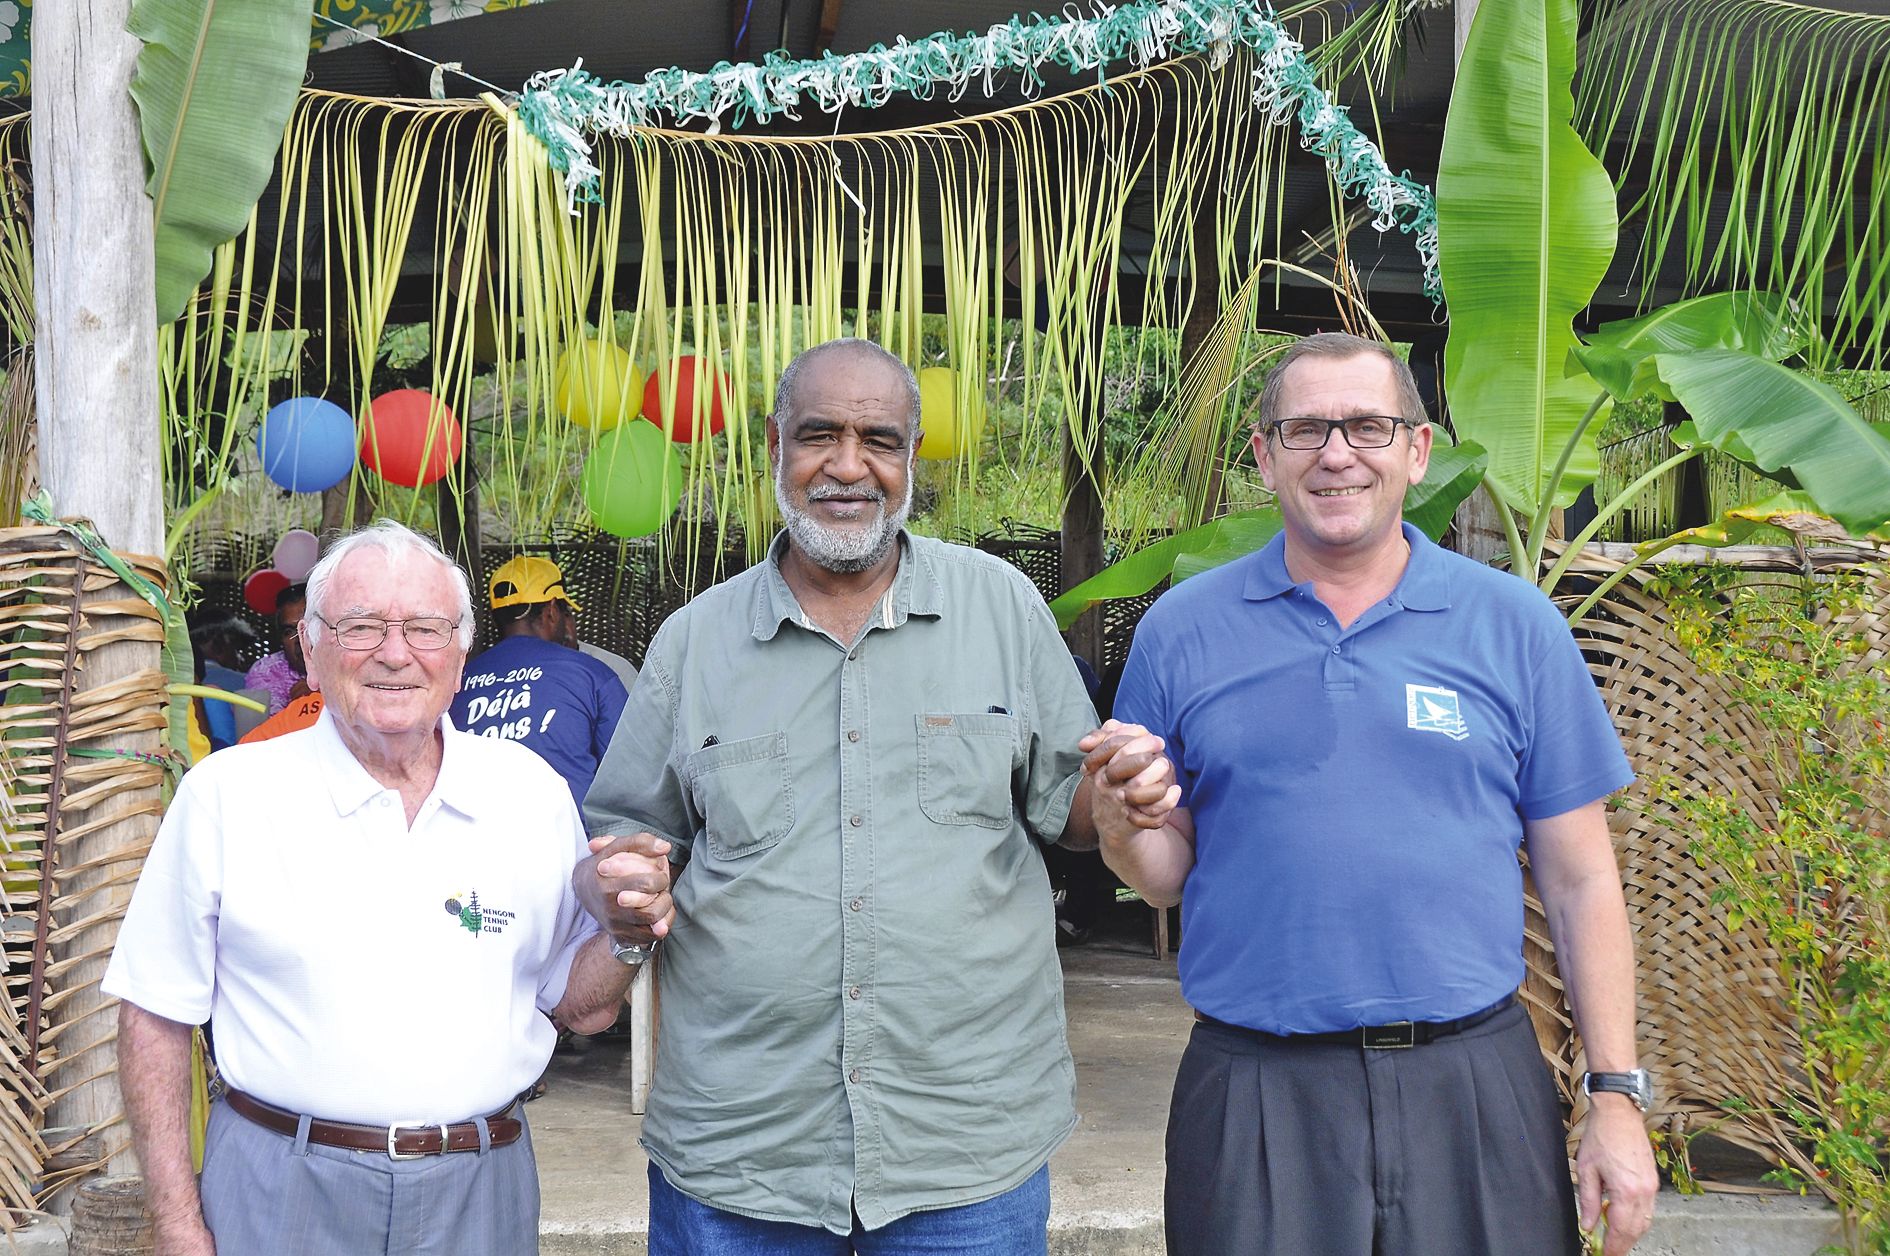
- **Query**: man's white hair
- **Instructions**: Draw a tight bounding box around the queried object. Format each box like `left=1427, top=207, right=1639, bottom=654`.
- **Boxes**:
left=303, top=520, right=476, bottom=649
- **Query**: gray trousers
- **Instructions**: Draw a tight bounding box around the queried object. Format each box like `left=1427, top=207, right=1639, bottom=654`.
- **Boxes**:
left=1164, top=1001, right=1581, bottom=1256
left=198, top=1098, right=541, bottom=1255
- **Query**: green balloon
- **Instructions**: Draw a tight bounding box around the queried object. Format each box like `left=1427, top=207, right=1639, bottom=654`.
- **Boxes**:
left=581, top=418, right=686, bottom=538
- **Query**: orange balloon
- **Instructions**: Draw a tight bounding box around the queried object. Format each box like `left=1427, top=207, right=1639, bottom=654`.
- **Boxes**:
left=641, top=355, right=729, bottom=443
left=361, top=390, right=462, bottom=488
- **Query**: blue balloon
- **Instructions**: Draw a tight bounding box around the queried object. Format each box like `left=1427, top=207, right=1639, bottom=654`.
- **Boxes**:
left=257, top=397, right=357, bottom=493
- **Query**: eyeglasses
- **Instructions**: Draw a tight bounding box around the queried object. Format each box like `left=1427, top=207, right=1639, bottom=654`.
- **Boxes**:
left=1267, top=416, right=1413, bottom=450
left=314, top=615, right=461, bottom=651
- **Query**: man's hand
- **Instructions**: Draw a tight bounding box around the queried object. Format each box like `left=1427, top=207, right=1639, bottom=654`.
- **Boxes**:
left=1079, top=719, right=1180, bottom=844
left=1577, top=1096, right=1659, bottom=1255
left=573, top=831, right=675, bottom=942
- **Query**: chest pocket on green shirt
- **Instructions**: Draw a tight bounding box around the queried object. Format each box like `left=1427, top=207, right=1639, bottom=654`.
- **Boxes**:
left=915, top=712, right=1019, bottom=829
left=688, top=732, right=795, bottom=859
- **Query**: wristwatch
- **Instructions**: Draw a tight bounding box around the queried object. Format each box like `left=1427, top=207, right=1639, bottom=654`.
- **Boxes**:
left=1581, top=1068, right=1654, bottom=1112
left=610, top=937, right=659, bottom=966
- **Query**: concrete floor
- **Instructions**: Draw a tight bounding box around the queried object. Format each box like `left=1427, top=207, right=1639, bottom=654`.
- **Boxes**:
left=529, top=942, right=1845, bottom=1256
left=5, top=941, right=1846, bottom=1254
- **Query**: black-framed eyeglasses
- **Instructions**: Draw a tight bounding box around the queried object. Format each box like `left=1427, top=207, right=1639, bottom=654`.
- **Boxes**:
left=314, top=615, right=461, bottom=651
left=1267, top=416, right=1414, bottom=450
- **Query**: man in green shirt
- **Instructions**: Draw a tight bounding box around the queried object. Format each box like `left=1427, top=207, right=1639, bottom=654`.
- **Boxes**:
left=580, top=337, right=1102, bottom=1253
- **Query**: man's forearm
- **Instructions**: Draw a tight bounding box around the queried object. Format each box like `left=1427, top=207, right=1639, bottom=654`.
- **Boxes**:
left=553, top=933, right=637, bottom=1035
left=1544, top=870, right=1642, bottom=1072
left=1099, top=819, right=1195, bottom=910
left=1058, top=777, right=1101, bottom=850
left=118, top=1003, right=206, bottom=1233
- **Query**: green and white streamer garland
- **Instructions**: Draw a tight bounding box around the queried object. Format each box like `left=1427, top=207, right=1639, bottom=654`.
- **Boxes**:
left=513, top=0, right=1440, bottom=300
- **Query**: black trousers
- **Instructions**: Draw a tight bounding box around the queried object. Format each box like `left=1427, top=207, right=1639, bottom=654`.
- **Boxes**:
left=1164, top=1001, right=1581, bottom=1256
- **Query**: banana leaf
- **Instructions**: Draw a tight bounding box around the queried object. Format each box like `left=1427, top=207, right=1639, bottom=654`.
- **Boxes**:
left=129, top=0, right=312, bottom=323
left=1654, top=351, right=1890, bottom=535
left=1637, top=491, right=1890, bottom=552
left=1402, top=440, right=1489, bottom=542
left=1668, top=421, right=1801, bottom=492
left=1438, top=0, right=1618, bottom=513
left=1170, top=512, right=1286, bottom=583
left=1571, top=292, right=1806, bottom=401
left=1047, top=509, right=1281, bottom=631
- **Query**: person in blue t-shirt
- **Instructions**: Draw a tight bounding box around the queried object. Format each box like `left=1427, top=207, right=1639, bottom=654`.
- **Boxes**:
left=450, top=556, right=629, bottom=806
left=1079, top=334, right=1659, bottom=1256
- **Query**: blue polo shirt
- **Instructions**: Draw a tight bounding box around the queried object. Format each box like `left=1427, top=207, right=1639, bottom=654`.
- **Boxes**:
left=449, top=635, right=629, bottom=806
left=1114, top=524, right=1632, bottom=1035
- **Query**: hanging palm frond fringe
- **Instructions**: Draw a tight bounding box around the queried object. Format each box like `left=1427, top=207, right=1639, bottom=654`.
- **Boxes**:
left=0, top=48, right=1358, bottom=566
left=515, top=0, right=1441, bottom=298
left=0, top=519, right=173, bottom=1215
left=1578, top=0, right=1890, bottom=369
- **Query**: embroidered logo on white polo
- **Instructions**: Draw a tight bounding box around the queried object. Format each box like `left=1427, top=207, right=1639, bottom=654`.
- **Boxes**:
left=443, top=889, right=516, bottom=937
left=1405, top=684, right=1469, bottom=741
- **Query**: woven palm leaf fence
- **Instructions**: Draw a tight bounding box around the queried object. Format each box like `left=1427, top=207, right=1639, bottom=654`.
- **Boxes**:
left=1518, top=548, right=1890, bottom=1190
left=0, top=523, right=171, bottom=1221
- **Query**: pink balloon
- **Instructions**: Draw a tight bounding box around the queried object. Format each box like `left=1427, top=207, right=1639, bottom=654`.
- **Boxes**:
left=272, top=529, right=320, bottom=581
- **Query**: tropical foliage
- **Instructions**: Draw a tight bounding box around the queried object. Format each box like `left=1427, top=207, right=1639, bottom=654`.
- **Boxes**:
left=1655, top=569, right=1890, bottom=1251
left=1438, top=0, right=1890, bottom=620
left=127, top=0, right=311, bottom=322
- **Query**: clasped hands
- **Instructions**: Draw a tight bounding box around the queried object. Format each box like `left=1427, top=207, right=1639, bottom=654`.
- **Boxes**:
left=1079, top=718, right=1181, bottom=843
left=575, top=831, right=677, bottom=944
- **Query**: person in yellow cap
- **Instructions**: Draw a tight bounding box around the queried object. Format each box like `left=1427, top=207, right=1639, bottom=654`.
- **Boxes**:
left=449, top=555, right=631, bottom=806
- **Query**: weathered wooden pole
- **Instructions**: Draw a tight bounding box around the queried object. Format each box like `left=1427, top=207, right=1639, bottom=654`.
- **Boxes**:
left=31, top=0, right=164, bottom=1189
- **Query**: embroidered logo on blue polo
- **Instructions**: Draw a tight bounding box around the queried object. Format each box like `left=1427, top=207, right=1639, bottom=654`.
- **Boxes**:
left=1405, top=684, right=1469, bottom=741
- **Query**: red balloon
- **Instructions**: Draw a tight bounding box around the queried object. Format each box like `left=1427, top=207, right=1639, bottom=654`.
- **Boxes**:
left=360, top=390, right=462, bottom=487
left=243, top=568, right=291, bottom=617
left=641, top=356, right=729, bottom=443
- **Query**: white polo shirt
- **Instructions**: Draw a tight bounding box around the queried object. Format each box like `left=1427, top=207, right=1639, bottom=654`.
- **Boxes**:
left=103, top=710, right=599, bottom=1125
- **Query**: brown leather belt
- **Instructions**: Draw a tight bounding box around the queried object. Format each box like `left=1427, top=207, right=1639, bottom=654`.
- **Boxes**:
left=225, top=1089, right=524, bottom=1159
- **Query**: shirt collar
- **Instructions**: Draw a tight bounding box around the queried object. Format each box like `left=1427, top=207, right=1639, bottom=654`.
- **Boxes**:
left=1243, top=522, right=1451, bottom=611
left=751, top=529, right=943, bottom=641
left=310, top=707, right=479, bottom=819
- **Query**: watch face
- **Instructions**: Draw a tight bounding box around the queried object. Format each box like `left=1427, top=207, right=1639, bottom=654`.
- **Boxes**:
left=612, top=940, right=655, bottom=964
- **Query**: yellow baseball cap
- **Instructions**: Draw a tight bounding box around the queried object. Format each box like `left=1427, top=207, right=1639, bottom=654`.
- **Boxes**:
left=488, top=555, right=581, bottom=612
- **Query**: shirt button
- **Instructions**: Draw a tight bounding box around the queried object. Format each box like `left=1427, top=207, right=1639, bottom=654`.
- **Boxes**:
left=1317, top=617, right=1328, bottom=626
left=849, top=898, right=864, bottom=912
left=846, top=730, right=860, bottom=743
left=849, top=814, right=863, bottom=827
left=849, top=986, right=862, bottom=1000
left=1332, top=645, right=1342, bottom=654
left=848, top=1068, right=861, bottom=1084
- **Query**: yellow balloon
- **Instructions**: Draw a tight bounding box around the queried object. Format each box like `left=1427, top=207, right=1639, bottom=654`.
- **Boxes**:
left=916, top=366, right=986, bottom=460
left=555, top=337, right=643, bottom=431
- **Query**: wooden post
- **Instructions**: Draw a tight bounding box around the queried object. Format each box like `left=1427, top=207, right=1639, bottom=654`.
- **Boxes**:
left=1179, top=184, right=1229, bottom=520
left=30, top=0, right=164, bottom=1189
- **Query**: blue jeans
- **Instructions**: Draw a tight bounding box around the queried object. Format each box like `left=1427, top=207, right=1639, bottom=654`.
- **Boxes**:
left=647, top=1162, right=1051, bottom=1256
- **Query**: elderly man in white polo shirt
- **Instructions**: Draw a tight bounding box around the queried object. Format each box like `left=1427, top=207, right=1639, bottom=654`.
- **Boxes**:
left=104, top=520, right=674, bottom=1256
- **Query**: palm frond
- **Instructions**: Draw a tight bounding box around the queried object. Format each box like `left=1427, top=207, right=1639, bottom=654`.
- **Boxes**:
left=1577, top=0, right=1890, bottom=368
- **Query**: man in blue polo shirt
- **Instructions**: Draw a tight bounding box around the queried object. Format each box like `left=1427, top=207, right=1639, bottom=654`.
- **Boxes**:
left=1082, top=333, right=1658, bottom=1255
left=451, top=556, right=629, bottom=806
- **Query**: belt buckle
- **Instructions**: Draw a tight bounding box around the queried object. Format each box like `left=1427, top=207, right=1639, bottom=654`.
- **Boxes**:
left=1362, top=1022, right=1416, bottom=1050
left=387, top=1120, right=448, bottom=1160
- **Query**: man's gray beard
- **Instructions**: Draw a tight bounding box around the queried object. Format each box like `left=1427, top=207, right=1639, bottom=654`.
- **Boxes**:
left=775, top=472, right=913, bottom=574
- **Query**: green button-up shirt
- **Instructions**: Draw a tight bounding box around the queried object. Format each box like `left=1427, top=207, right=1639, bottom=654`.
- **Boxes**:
left=585, top=531, right=1096, bottom=1232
